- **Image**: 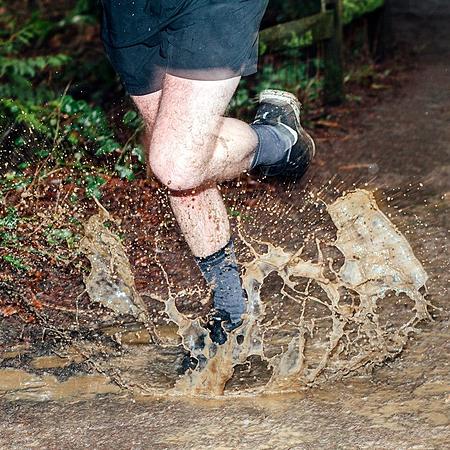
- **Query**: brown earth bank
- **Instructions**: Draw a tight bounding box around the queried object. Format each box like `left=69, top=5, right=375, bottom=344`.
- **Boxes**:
left=0, top=39, right=419, bottom=353
left=1, top=14, right=449, bottom=450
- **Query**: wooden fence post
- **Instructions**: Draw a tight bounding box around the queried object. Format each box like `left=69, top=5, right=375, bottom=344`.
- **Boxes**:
left=323, top=0, right=344, bottom=104
left=373, top=0, right=394, bottom=60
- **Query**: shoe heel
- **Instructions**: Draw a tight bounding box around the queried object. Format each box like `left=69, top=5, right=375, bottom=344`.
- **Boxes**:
left=259, top=89, right=301, bottom=123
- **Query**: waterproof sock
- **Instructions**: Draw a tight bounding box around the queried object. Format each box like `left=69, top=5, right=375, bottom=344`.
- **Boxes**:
left=249, top=122, right=298, bottom=170
left=195, top=240, right=245, bottom=325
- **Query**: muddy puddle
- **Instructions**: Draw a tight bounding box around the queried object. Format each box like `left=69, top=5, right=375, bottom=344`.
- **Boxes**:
left=2, top=31, right=449, bottom=447
left=0, top=188, right=434, bottom=401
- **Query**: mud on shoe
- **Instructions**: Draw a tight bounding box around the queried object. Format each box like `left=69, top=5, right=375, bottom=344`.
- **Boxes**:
left=250, top=89, right=316, bottom=178
left=205, top=309, right=243, bottom=346
left=179, top=310, right=243, bottom=374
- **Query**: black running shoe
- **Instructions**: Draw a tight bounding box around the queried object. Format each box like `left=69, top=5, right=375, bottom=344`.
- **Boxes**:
left=251, top=89, right=315, bottom=177
left=205, top=309, right=243, bottom=345
left=179, top=353, right=208, bottom=374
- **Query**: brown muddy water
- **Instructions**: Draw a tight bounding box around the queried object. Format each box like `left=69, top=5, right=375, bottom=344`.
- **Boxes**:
left=0, top=177, right=448, bottom=450
left=1, top=178, right=448, bottom=449
left=1, top=20, right=450, bottom=450
left=1, top=187, right=433, bottom=399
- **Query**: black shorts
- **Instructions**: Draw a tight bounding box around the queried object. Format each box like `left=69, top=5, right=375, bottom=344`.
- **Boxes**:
left=101, top=0, right=268, bottom=95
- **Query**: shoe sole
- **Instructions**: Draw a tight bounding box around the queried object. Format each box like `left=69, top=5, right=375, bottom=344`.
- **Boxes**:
left=259, top=89, right=316, bottom=158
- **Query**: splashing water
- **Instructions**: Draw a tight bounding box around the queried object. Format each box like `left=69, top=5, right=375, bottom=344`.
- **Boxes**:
left=79, top=200, right=158, bottom=341
left=80, top=189, right=430, bottom=397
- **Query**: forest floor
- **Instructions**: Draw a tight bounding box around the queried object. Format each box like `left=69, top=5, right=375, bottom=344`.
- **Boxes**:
left=1, top=14, right=449, bottom=450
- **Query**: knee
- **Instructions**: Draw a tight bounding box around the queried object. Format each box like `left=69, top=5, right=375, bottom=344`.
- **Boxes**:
left=148, top=151, right=206, bottom=191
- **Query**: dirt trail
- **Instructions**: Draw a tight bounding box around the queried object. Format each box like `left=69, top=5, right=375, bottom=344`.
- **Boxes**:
left=1, top=17, right=449, bottom=450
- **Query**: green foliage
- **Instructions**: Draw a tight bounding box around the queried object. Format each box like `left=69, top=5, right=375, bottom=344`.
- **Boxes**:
left=131, top=146, right=145, bottom=164
left=0, top=171, right=33, bottom=202
left=344, top=64, right=377, bottom=84
left=46, top=228, right=78, bottom=248
left=0, top=0, right=122, bottom=175
left=59, top=96, right=120, bottom=156
left=257, top=59, right=323, bottom=101
left=62, top=0, right=100, bottom=26
left=84, top=175, right=107, bottom=199
left=0, top=7, right=66, bottom=103
left=0, top=54, right=70, bottom=79
left=0, top=0, right=386, bottom=195
left=122, top=110, right=143, bottom=130
left=114, top=163, right=136, bottom=181
left=0, top=207, right=20, bottom=249
left=343, top=0, right=385, bottom=25
left=2, top=254, right=29, bottom=271
left=0, top=207, right=19, bottom=230
left=0, top=12, right=54, bottom=54
left=228, top=80, right=251, bottom=112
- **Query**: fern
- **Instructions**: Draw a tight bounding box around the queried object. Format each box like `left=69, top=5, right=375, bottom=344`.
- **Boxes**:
left=0, top=1, right=120, bottom=167
left=0, top=15, right=55, bottom=55
left=343, top=0, right=385, bottom=24
left=0, top=54, right=71, bottom=78
left=0, top=98, right=52, bottom=135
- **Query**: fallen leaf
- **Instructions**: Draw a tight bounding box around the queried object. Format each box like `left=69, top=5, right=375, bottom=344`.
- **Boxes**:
left=371, top=83, right=389, bottom=90
left=0, top=306, right=18, bottom=317
left=316, top=119, right=341, bottom=128
left=31, top=297, right=44, bottom=310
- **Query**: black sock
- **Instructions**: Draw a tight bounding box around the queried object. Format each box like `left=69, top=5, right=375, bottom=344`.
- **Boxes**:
left=195, top=240, right=245, bottom=325
left=250, top=122, right=298, bottom=169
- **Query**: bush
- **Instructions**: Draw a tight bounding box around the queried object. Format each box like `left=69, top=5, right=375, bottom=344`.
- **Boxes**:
left=0, top=0, right=139, bottom=179
left=343, top=0, right=385, bottom=24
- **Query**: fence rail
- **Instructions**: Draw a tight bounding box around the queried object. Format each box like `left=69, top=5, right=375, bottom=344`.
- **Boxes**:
left=259, top=0, right=387, bottom=104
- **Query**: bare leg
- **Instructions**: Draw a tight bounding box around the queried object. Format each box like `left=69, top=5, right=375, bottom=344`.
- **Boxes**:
left=131, top=90, right=162, bottom=173
left=133, top=75, right=258, bottom=257
left=132, top=76, right=311, bottom=331
left=169, top=184, right=230, bottom=257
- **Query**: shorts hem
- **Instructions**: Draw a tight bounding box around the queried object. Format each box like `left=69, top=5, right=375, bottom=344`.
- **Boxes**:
left=126, top=64, right=259, bottom=95
left=165, top=65, right=258, bottom=82
left=126, top=86, right=163, bottom=96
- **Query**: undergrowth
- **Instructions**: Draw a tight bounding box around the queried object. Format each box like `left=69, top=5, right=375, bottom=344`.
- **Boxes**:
left=0, top=0, right=142, bottom=190
left=0, top=0, right=387, bottom=203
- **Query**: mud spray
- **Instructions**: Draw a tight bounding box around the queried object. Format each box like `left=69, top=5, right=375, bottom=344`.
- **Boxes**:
left=54, top=188, right=429, bottom=398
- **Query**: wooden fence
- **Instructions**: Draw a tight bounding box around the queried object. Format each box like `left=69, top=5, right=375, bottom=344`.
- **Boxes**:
left=259, top=0, right=388, bottom=104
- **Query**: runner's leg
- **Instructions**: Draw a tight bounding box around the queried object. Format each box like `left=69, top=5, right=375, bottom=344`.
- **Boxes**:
left=134, top=74, right=259, bottom=330
left=143, top=74, right=257, bottom=192
left=134, top=74, right=258, bottom=257
left=131, top=89, right=162, bottom=171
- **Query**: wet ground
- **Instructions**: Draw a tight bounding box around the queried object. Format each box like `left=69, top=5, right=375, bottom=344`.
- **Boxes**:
left=1, top=15, right=450, bottom=450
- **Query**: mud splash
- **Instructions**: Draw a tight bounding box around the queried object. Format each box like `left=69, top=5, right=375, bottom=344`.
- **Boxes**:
left=79, top=199, right=159, bottom=342
left=77, top=189, right=430, bottom=397
left=0, top=189, right=431, bottom=400
left=171, top=190, right=430, bottom=395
